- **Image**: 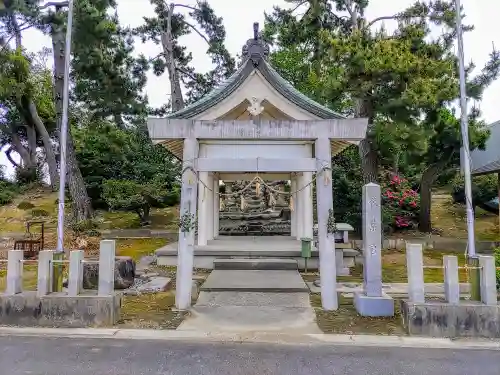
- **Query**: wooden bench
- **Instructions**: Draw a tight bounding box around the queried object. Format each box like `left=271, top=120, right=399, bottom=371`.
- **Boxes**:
left=13, top=221, right=45, bottom=258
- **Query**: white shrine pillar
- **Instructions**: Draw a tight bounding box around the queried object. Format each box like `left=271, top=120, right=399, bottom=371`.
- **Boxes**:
left=176, top=138, right=199, bottom=310
left=206, top=173, right=215, bottom=241
left=213, top=175, right=219, bottom=239
left=302, top=171, right=314, bottom=239
left=290, top=177, right=297, bottom=238
left=315, top=137, right=338, bottom=310
left=197, top=171, right=210, bottom=246
left=295, top=174, right=303, bottom=240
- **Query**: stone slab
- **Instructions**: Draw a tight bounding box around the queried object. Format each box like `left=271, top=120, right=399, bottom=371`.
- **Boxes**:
left=195, top=291, right=311, bottom=307
left=354, top=291, right=395, bottom=317
left=135, top=277, right=172, bottom=293
left=200, top=270, right=309, bottom=292
left=213, top=258, right=298, bottom=270
left=0, top=292, right=121, bottom=327
left=400, top=300, right=500, bottom=338
left=177, top=305, right=320, bottom=333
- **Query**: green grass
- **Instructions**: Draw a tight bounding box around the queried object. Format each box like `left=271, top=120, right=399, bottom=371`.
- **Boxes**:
left=311, top=294, right=405, bottom=335
left=117, top=292, right=187, bottom=329
left=115, top=238, right=169, bottom=261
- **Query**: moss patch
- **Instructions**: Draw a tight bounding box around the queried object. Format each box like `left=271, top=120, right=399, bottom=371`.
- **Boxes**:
left=117, top=292, right=187, bottom=329
left=311, top=294, right=405, bottom=335
left=115, top=238, right=168, bottom=261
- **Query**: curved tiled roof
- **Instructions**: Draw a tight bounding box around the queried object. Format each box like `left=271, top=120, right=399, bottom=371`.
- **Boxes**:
left=167, top=35, right=345, bottom=120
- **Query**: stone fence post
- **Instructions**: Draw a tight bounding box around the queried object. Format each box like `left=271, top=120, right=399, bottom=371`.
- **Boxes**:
left=37, top=250, right=54, bottom=296
left=443, top=255, right=459, bottom=304
left=406, top=243, right=424, bottom=303
left=68, top=250, right=85, bottom=297
left=98, top=240, right=116, bottom=296
left=6, top=250, right=23, bottom=295
left=478, top=255, right=497, bottom=305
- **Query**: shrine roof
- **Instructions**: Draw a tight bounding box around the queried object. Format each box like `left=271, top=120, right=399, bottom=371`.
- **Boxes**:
left=167, top=23, right=345, bottom=120
left=469, top=120, right=500, bottom=175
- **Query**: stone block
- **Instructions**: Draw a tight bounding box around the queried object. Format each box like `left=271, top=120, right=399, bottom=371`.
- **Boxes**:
left=354, top=291, right=394, bottom=317
left=0, top=291, right=122, bottom=327
left=37, top=250, right=54, bottom=296
left=136, top=277, right=172, bottom=293
left=479, top=256, right=497, bottom=305
left=400, top=300, right=500, bottom=338
left=83, top=256, right=135, bottom=290
left=213, top=258, right=298, bottom=270
left=6, top=250, right=23, bottom=295
left=68, top=250, right=84, bottom=297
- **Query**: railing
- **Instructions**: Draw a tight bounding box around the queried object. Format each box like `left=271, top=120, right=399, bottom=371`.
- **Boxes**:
left=0, top=240, right=117, bottom=297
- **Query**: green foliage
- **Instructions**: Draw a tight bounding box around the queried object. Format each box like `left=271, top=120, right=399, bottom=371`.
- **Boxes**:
left=73, top=123, right=179, bottom=208
left=69, top=219, right=100, bottom=236
left=102, top=179, right=170, bottom=225
left=14, top=163, right=44, bottom=186
left=0, top=187, right=15, bottom=206
left=331, top=146, right=363, bottom=229
left=178, top=211, right=196, bottom=233
left=17, top=201, right=35, bottom=210
left=451, top=174, right=498, bottom=206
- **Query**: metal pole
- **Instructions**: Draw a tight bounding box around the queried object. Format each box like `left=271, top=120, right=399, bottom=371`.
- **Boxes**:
left=56, top=0, right=75, bottom=254
left=455, top=0, right=476, bottom=257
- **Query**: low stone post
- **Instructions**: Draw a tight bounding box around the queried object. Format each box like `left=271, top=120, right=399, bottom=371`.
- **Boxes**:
left=6, top=250, right=23, bottom=295
left=406, top=243, right=425, bottom=303
left=98, top=240, right=116, bottom=296
left=479, top=255, right=497, bottom=305
left=37, top=250, right=54, bottom=296
left=443, top=255, right=460, bottom=304
left=68, top=250, right=85, bottom=297
left=354, top=183, right=394, bottom=317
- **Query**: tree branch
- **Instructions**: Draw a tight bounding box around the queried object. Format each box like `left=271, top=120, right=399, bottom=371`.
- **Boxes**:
left=176, top=66, right=197, bottom=81
left=366, top=15, right=401, bottom=29
left=5, top=147, right=19, bottom=167
left=181, top=20, right=210, bottom=45
left=173, top=4, right=198, bottom=12
left=290, top=1, right=307, bottom=14
left=148, top=52, right=165, bottom=62
left=40, top=1, right=69, bottom=10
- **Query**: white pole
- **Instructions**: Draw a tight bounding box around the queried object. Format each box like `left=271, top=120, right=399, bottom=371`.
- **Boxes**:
left=455, top=0, right=476, bottom=257
left=56, top=0, right=75, bottom=253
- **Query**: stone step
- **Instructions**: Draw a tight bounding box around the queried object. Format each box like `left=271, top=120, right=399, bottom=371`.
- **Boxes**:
left=213, top=258, right=298, bottom=270
left=200, top=270, right=309, bottom=293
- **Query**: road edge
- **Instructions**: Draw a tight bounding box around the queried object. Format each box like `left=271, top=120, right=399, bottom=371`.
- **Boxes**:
left=0, top=327, right=499, bottom=350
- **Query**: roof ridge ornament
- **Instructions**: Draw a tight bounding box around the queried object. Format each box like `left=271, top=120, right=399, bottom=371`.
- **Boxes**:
left=242, top=22, right=270, bottom=66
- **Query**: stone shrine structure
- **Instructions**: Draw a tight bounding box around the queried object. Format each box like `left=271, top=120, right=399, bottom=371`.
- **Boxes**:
left=148, top=23, right=368, bottom=310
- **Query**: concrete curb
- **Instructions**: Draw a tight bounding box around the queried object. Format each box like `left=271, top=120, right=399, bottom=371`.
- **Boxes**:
left=0, top=327, right=499, bottom=350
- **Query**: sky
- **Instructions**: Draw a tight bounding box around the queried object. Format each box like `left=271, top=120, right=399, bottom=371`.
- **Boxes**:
left=1, top=0, right=500, bottom=178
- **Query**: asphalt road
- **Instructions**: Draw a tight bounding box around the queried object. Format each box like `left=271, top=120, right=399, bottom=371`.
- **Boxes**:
left=1, top=336, right=498, bottom=375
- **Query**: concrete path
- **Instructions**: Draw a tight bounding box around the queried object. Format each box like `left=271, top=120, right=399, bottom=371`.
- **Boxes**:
left=1, top=335, right=498, bottom=375
left=178, top=269, right=320, bottom=333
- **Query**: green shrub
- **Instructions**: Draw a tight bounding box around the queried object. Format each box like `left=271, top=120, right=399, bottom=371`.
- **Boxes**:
left=15, top=164, right=45, bottom=186
left=0, top=181, right=18, bottom=206
left=31, top=208, right=50, bottom=217
left=69, top=219, right=100, bottom=235
left=17, top=201, right=35, bottom=210
left=452, top=174, right=498, bottom=206
left=0, top=190, right=15, bottom=205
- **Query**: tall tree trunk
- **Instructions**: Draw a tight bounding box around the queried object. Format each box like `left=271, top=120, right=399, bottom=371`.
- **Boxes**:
left=347, top=3, right=378, bottom=184
left=355, top=98, right=378, bottom=184
left=418, top=164, right=441, bottom=232
left=27, top=100, right=59, bottom=189
left=51, top=6, right=93, bottom=221
left=161, top=3, right=184, bottom=112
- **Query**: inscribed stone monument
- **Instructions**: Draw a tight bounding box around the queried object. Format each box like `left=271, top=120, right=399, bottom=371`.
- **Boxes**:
left=354, top=183, right=394, bottom=317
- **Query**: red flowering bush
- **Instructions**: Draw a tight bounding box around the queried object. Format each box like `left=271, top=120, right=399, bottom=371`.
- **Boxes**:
left=381, top=174, right=420, bottom=231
